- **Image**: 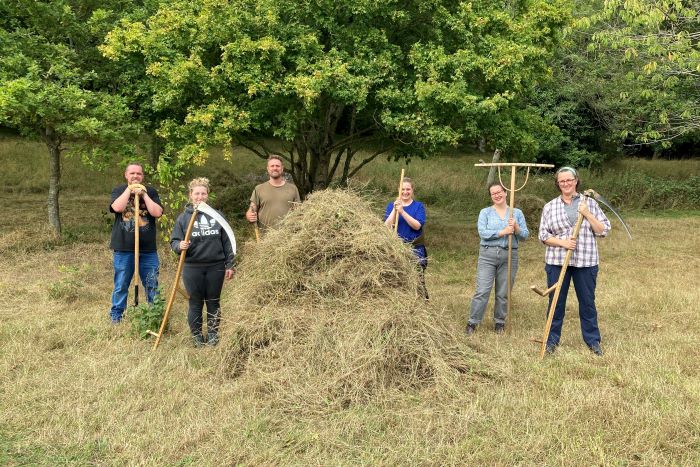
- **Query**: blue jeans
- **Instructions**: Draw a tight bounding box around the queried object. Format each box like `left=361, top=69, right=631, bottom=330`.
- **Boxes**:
left=545, top=264, right=600, bottom=347
left=469, top=246, right=518, bottom=326
left=110, top=251, right=159, bottom=322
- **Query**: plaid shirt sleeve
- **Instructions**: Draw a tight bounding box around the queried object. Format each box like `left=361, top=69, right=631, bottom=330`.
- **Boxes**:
left=539, top=196, right=611, bottom=267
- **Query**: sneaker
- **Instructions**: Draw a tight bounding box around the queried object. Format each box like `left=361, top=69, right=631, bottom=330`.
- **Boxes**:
left=494, top=323, right=505, bottom=334
left=589, top=343, right=603, bottom=356
left=207, top=332, right=219, bottom=346
left=545, top=343, right=557, bottom=355
left=466, top=323, right=476, bottom=335
left=193, top=334, right=205, bottom=348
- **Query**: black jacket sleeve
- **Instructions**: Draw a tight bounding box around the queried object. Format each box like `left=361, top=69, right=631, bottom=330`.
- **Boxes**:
left=169, top=212, right=187, bottom=254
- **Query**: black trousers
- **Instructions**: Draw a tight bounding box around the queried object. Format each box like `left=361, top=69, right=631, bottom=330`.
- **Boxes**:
left=182, top=262, right=225, bottom=336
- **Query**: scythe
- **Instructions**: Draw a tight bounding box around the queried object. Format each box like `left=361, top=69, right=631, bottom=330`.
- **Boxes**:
left=531, top=189, right=632, bottom=358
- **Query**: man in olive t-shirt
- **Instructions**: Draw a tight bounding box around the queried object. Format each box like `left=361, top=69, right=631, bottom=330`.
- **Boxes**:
left=246, top=155, right=301, bottom=231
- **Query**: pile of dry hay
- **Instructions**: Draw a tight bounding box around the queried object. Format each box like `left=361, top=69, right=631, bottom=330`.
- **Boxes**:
left=218, top=189, right=488, bottom=410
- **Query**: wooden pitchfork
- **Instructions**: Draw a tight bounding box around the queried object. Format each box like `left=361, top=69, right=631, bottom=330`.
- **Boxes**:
left=531, top=193, right=588, bottom=359
left=473, top=162, right=554, bottom=329
left=149, top=206, right=198, bottom=350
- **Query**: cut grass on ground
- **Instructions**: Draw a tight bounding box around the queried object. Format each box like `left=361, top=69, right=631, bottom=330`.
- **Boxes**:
left=1, top=208, right=699, bottom=464
left=0, top=138, right=699, bottom=464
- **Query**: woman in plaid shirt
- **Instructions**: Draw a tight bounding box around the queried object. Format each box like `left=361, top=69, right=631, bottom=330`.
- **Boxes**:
left=538, top=167, right=611, bottom=356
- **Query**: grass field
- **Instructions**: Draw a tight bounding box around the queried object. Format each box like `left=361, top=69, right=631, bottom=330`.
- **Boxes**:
left=1, top=137, right=699, bottom=465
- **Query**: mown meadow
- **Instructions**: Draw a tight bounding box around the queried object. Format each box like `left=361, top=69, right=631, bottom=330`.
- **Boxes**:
left=1, top=137, right=699, bottom=465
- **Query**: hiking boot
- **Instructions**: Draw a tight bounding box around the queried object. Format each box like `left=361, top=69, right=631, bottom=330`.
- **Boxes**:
left=207, top=332, right=219, bottom=346
left=193, top=334, right=205, bottom=348
left=589, top=343, right=603, bottom=356
left=494, top=323, right=505, bottom=334
left=466, top=323, right=476, bottom=335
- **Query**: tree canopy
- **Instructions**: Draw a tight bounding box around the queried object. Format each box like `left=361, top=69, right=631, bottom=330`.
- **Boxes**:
left=0, top=0, right=137, bottom=234
left=588, top=0, right=700, bottom=147
left=103, top=0, right=571, bottom=196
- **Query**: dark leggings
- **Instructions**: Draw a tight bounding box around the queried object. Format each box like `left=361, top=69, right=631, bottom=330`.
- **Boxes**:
left=418, top=265, right=429, bottom=300
left=182, top=262, right=225, bottom=336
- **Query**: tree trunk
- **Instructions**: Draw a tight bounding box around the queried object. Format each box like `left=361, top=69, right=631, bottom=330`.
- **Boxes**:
left=478, top=136, right=487, bottom=153
left=150, top=133, right=164, bottom=167
left=44, top=126, right=62, bottom=236
left=312, top=149, right=332, bottom=191
left=486, top=149, right=501, bottom=187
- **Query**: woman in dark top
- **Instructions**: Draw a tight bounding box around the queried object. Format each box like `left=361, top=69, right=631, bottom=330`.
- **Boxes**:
left=170, top=178, right=235, bottom=347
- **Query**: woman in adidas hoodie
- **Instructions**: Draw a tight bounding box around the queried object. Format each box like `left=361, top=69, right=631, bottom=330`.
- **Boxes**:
left=170, top=177, right=235, bottom=347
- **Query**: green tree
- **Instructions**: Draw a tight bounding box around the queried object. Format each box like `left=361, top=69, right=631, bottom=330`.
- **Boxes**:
left=0, top=0, right=138, bottom=235
left=588, top=0, right=700, bottom=147
left=103, top=0, right=571, bottom=197
left=520, top=0, right=619, bottom=168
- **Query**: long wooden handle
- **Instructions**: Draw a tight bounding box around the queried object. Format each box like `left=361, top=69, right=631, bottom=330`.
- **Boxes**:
left=393, top=169, right=405, bottom=234
left=249, top=201, right=260, bottom=243
left=539, top=206, right=586, bottom=358
left=506, top=166, right=516, bottom=327
left=133, top=192, right=140, bottom=287
left=153, top=208, right=198, bottom=350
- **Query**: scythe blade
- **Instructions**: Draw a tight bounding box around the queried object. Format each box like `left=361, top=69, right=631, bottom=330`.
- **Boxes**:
left=196, top=202, right=237, bottom=254
left=584, top=189, right=632, bottom=239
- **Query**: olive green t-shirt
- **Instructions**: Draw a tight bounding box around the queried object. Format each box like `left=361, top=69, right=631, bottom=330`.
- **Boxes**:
left=250, top=181, right=301, bottom=230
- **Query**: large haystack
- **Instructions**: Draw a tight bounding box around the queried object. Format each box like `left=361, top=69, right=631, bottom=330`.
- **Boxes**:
left=218, top=189, right=487, bottom=410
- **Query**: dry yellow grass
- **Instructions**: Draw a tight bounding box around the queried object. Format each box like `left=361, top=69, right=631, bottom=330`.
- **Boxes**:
left=217, top=189, right=488, bottom=413
left=1, top=185, right=699, bottom=464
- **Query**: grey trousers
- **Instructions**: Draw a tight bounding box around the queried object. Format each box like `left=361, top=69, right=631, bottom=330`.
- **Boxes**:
left=469, top=246, right=518, bottom=326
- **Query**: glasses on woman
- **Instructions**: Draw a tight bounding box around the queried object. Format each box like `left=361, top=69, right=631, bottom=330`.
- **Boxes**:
left=557, top=179, right=576, bottom=185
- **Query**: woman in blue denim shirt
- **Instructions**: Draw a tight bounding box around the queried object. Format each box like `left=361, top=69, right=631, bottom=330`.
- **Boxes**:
left=466, top=182, right=529, bottom=334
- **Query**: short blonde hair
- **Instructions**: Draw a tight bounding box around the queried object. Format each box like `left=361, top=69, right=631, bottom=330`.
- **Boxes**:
left=267, top=154, right=283, bottom=164
left=188, top=177, right=210, bottom=193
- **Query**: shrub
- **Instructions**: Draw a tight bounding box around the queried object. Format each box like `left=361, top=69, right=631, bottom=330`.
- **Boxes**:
left=129, top=290, right=167, bottom=339
left=48, top=278, right=82, bottom=302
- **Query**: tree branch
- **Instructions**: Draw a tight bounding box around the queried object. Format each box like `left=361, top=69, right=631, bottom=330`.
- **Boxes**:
left=347, top=144, right=395, bottom=179
left=235, top=138, right=268, bottom=160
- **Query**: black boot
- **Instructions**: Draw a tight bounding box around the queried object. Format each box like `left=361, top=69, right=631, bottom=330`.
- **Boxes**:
left=193, top=334, right=205, bottom=348
left=207, top=332, right=219, bottom=346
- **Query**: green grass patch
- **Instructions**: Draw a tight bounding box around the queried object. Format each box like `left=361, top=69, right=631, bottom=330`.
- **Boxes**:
left=0, top=430, right=109, bottom=465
